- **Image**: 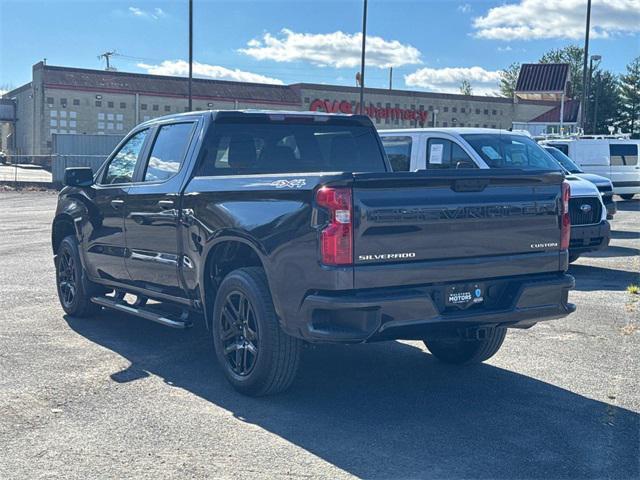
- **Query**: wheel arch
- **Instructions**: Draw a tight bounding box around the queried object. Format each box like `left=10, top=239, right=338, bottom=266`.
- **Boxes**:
left=199, top=237, right=271, bottom=330
left=52, top=213, right=77, bottom=255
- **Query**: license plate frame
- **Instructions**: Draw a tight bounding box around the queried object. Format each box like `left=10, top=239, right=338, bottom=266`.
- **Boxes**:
left=445, top=283, right=485, bottom=309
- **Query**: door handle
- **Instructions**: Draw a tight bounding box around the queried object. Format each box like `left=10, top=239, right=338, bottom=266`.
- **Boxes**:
left=157, top=200, right=175, bottom=210
left=110, top=199, right=125, bottom=209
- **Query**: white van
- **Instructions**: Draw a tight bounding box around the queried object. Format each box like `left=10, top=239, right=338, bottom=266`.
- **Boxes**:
left=540, top=138, right=640, bottom=200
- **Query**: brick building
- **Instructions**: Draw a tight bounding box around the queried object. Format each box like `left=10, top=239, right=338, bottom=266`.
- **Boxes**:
left=1, top=62, right=565, bottom=156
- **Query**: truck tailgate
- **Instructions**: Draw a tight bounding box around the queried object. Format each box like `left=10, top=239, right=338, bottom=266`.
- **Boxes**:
left=351, top=170, right=565, bottom=287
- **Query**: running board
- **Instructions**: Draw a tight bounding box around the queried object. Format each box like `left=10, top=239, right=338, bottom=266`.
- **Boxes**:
left=91, top=296, right=191, bottom=329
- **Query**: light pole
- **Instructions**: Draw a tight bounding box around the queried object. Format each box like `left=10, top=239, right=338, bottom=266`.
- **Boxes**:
left=585, top=54, right=601, bottom=134
left=432, top=109, right=439, bottom=127
left=580, top=0, right=592, bottom=130
left=592, top=71, right=600, bottom=134
left=188, top=0, right=193, bottom=111
left=358, top=0, right=368, bottom=114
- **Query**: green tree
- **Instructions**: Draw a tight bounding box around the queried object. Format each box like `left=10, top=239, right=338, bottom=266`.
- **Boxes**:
left=459, top=79, right=473, bottom=96
left=498, top=62, right=520, bottom=98
left=587, top=71, right=620, bottom=135
left=618, top=56, right=640, bottom=137
left=539, top=45, right=589, bottom=99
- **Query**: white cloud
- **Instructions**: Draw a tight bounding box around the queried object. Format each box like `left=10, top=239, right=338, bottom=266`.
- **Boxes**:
left=128, top=6, right=167, bottom=20
left=0, top=89, right=8, bottom=97
left=137, top=60, right=284, bottom=85
left=404, top=66, right=501, bottom=95
left=473, top=0, right=640, bottom=40
left=457, top=3, right=472, bottom=14
left=497, top=46, right=513, bottom=52
left=240, top=28, right=422, bottom=69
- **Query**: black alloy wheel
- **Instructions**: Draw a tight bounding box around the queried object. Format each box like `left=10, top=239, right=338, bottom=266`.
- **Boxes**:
left=219, top=291, right=260, bottom=377
left=57, top=248, right=77, bottom=308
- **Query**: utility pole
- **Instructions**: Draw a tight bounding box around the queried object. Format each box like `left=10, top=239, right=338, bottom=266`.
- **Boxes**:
left=389, top=67, right=393, bottom=90
left=98, top=51, right=117, bottom=71
left=592, top=71, right=600, bottom=134
left=580, top=0, right=592, bottom=130
left=188, top=0, right=193, bottom=111
left=358, top=0, right=368, bottom=114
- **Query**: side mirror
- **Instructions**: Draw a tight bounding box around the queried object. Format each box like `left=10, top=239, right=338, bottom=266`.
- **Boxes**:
left=64, top=167, right=94, bottom=187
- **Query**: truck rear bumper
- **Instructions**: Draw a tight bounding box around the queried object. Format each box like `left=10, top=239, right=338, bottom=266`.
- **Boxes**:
left=569, top=220, right=611, bottom=254
left=296, top=273, right=575, bottom=342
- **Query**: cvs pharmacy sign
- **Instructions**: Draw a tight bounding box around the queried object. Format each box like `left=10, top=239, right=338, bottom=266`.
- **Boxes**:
left=309, top=99, right=428, bottom=123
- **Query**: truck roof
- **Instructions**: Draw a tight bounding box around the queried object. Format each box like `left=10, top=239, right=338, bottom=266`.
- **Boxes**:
left=378, top=127, right=527, bottom=136
left=138, top=109, right=369, bottom=128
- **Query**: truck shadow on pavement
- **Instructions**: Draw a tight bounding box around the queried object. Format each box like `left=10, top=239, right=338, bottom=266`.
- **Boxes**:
left=65, top=313, right=639, bottom=479
left=569, top=264, right=640, bottom=291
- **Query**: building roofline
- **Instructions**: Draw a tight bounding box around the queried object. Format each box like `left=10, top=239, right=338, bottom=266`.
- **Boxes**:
left=39, top=63, right=290, bottom=91
left=3, top=82, right=32, bottom=98
left=291, top=82, right=514, bottom=104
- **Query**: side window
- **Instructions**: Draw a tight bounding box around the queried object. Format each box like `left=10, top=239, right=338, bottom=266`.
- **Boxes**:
left=427, top=138, right=476, bottom=169
left=381, top=136, right=412, bottom=171
left=103, top=129, right=149, bottom=184
left=143, top=123, right=195, bottom=182
left=610, top=144, right=638, bottom=166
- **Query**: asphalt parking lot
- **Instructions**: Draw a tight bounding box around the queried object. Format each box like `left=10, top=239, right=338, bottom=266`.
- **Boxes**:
left=0, top=190, right=638, bottom=479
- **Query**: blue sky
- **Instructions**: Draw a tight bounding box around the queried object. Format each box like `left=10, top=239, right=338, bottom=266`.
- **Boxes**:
left=1, top=0, right=638, bottom=95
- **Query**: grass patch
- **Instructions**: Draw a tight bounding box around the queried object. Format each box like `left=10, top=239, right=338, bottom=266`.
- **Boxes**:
left=627, top=284, right=640, bottom=295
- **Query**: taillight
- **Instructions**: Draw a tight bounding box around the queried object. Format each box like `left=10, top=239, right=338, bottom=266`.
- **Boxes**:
left=316, top=187, right=353, bottom=265
left=560, top=180, right=571, bottom=250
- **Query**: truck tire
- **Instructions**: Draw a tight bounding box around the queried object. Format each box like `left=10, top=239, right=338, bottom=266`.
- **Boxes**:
left=423, top=327, right=507, bottom=365
left=620, top=194, right=635, bottom=200
left=568, top=252, right=581, bottom=263
left=212, top=267, right=302, bottom=396
left=55, top=236, right=101, bottom=317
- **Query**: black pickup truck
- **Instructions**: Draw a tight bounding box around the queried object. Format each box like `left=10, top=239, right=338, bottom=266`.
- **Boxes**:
left=53, top=110, right=575, bottom=396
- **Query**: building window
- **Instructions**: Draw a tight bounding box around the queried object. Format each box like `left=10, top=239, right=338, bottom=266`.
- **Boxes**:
left=492, top=109, right=497, bottom=115
left=47, top=97, right=54, bottom=105
left=98, top=112, right=105, bottom=120
left=95, top=100, right=102, bottom=107
left=98, top=122, right=105, bottom=129
left=164, top=105, right=171, bottom=112
left=491, top=124, right=496, bottom=129
left=120, top=102, right=126, bottom=109
left=50, top=110, right=57, bottom=117
left=50, top=119, right=57, bottom=127
left=116, top=114, right=123, bottom=121
left=484, top=109, right=489, bottom=115
left=475, top=123, right=480, bottom=127
left=46, top=141, right=52, bottom=148
left=73, top=99, right=80, bottom=106
left=108, top=101, right=114, bottom=108
left=304, top=97, right=310, bottom=103
left=107, top=113, right=114, bottom=121
left=107, top=122, right=114, bottom=130
left=461, top=107, right=466, bottom=113
left=152, top=104, right=159, bottom=111
left=452, top=107, right=457, bottom=113
left=459, top=122, right=465, bottom=127
left=443, top=121, right=448, bottom=127
left=116, top=123, right=123, bottom=131
left=69, top=120, right=76, bottom=128
left=141, top=104, right=147, bottom=110
left=59, top=110, right=67, bottom=118
left=70, top=111, right=77, bottom=118
left=475, top=108, right=480, bottom=114
left=60, top=98, right=68, bottom=107
left=59, top=119, right=67, bottom=127
left=443, top=107, right=449, bottom=112
left=483, top=124, right=488, bottom=128
left=428, top=106, right=434, bottom=111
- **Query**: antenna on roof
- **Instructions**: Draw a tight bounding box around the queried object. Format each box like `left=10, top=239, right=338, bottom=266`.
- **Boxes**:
left=98, top=51, right=118, bottom=71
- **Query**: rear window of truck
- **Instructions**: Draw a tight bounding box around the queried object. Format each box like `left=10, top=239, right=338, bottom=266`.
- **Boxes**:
left=197, top=118, right=386, bottom=175
left=462, top=134, right=561, bottom=171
